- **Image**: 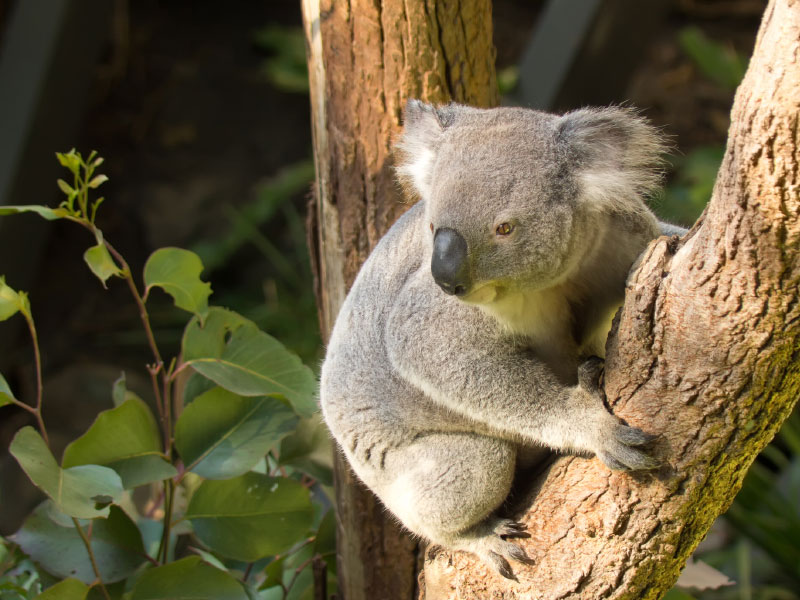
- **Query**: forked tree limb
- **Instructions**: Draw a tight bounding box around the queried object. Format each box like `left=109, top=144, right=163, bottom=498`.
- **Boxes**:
left=421, top=1, right=800, bottom=597
left=302, top=0, right=799, bottom=598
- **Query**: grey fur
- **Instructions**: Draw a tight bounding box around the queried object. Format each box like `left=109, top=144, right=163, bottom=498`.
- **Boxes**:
left=321, top=101, right=666, bottom=577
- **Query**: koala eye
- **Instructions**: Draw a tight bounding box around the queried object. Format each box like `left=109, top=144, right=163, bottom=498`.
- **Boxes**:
left=495, top=222, right=514, bottom=236
left=430, top=223, right=434, bottom=233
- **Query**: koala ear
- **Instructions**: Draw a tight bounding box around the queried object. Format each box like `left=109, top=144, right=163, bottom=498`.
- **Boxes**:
left=395, top=100, right=457, bottom=200
left=557, top=107, right=666, bottom=214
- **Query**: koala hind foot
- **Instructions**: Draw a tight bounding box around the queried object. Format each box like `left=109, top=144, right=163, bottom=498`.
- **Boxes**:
left=452, top=517, right=534, bottom=580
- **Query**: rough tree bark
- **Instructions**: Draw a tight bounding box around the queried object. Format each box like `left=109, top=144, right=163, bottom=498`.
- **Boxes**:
left=303, top=0, right=800, bottom=599
left=300, top=1, right=497, bottom=599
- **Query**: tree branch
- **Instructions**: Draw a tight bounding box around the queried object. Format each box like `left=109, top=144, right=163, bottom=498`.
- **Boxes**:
left=421, top=1, right=800, bottom=597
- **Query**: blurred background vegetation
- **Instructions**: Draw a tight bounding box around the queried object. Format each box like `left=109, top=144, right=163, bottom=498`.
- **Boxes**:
left=0, top=0, right=796, bottom=598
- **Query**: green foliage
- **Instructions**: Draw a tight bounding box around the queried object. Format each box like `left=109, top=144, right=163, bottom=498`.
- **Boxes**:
left=678, top=27, right=747, bottom=91
left=144, top=248, right=213, bottom=319
left=0, top=151, right=332, bottom=600
left=9, top=428, right=123, bottom=520
left=33, top=578, right=88, bottom=600
left=61, top=398, right=177, bottom=489
left=186, top=473, right=312, bottom=561
left=129, top=556, right=249, bottom=600
left=182, top=308, right=317, bottom=417
left=13, top=504, right=144, bottom=584
left=658, top=146, right=725, bottom=227
left=0, top=277, right=30, bottom=322
left=175, top=387, right=298, bottom=480
left=253, top=26, right=309, bottom=94
left=0, top=373, right=17, bottom=408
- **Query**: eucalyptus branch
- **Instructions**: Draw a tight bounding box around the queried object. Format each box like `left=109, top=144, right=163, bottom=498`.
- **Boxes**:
left=147, top=362, right=167, bottom=444
left=283, top=554, right=318, bottom=599
left=71, top=517, right=111, bottom=600
left=22, top=311, right=48, bottom=446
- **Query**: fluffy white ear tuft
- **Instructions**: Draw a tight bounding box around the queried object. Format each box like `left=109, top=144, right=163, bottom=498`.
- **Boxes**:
left=395, top=100, right=455, bottom=201
left=558, top=107, right=667, bottom=215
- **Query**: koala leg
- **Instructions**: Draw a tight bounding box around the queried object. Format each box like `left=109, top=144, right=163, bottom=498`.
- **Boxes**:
left=380, top=433, right=531, bottom=578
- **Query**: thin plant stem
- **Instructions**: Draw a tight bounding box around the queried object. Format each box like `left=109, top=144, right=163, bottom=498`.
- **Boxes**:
left=162, top=362, right=173, bottom=459
left=22, top=311, right=48, bottom=446
left=71, top=517, right=111, bottom=600
left=242, top=562, right=254, bottom=583
left=103, top=238, right=163, bottom=366
left=284, top=555, right=317, bottom=599
left=157, top=479, right=176, bottom=564
left=147, top=362, right=168, bottom=449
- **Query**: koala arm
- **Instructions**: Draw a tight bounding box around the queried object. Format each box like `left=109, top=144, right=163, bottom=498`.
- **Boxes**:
left=385, top=272, right=656, bottom=470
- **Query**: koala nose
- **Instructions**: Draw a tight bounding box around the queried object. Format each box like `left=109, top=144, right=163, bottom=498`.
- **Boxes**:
left=432, top=228, right=470, bottom=296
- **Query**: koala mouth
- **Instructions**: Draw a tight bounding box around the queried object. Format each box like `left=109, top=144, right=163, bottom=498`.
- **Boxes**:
left=459, top=284, right=498, bottom=305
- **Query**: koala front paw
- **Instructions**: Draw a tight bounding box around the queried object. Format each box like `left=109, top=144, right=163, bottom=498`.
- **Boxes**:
left=597, top=422, right=660, bottom=471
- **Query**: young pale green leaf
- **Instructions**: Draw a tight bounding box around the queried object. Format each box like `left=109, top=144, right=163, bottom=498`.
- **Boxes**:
left=182, top=308, right=317, bottom=417
left=185, top=472, right=312, bottom=562
left=129, top=556, right=249, bottom=600
left=0, top=205, right=70, bottom=221
left=83, top=243, right=122, bottom=288
left=57, top=179, right=76, bottom=196
left=87, top=174, right=109, bottom=189
left=0, top=371, right=17, bottom=408
left=175, top=387, right=298, bottom=480
left=144, top=247, right=212, bottom=318
left=0, top=276, right=29, bottom=321
left=10, top=427, right=123, bottom=518
left=62, top=398, right=175, bottom=489
left=55, top=150, right=81, bottom=175
left=13, top=502, right=146, bottom=584
left=34, top=578, right=89, bottom=600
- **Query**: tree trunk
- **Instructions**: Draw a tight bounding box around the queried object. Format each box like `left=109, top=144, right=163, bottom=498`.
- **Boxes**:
left=303, top=0, right=800, bottom=598
left=421, top=0, right=800, bottom=597
left=300, top=1, right=497, bottom=599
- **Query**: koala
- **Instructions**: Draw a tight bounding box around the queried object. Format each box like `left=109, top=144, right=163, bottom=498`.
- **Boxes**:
left=320, top=100, right=676, bottom=578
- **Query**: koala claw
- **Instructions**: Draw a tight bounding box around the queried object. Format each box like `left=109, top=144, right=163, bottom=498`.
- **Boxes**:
left=481, top=540, right=534, bottom=580
left=494, top=519, right=529, bottom=538
left=598, top=423, right=660, bottom=471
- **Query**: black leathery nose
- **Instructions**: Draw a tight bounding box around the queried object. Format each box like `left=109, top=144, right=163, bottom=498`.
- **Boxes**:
left=431, top=228, right=470, bottom=296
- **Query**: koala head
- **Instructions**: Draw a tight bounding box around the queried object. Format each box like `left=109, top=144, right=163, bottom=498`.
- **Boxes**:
left=395, top=100, right=664, bottom=303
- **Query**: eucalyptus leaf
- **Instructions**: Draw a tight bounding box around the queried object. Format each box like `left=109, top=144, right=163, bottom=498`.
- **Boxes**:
left=144, top=248, right=212, bottom=318
left=129, top=556, right=249, bottom=600
left=186, top=472, right=312, bottom=561
left=62, top=398, right=176, bottom=489
left=175, top=387, right=298, bottom=479
left=10, top=427, right=123, bottom=518
left=12, top=503, right=145, bottom=584
left=182, top=308, right=316, bottom=417
left=182, top=371, right=217, bottom=405
left=0, top=371, right=17, bottom=408
left=0, top=276, right=28, bottom=321
left=34, top=578, right=89, bottom=600
left=0, top=205, right=69, bottom=221
left=278, top=414, right=333, bottom=486
left=83, top=242, right=121, bottom=288
left=111, top=372, right=143, bottom=407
